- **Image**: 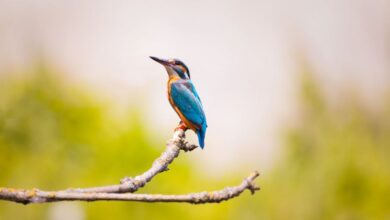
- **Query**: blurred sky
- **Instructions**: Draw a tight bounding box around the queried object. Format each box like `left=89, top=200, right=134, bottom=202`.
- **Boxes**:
left=0, top=0, right=389, bottom=176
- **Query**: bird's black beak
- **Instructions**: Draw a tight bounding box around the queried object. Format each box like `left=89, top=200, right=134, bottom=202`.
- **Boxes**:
left=150, top=56, right=170, bottom=66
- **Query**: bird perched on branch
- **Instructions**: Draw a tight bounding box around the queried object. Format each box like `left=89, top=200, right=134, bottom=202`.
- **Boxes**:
left=150, top=56, right=207, bottom=148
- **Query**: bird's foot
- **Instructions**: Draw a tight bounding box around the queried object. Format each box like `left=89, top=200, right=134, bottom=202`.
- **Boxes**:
left=174, top=122, right=188, bottom=132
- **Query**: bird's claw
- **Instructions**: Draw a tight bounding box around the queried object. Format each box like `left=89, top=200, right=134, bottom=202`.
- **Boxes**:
left=174, top=122, right=188, bottom=132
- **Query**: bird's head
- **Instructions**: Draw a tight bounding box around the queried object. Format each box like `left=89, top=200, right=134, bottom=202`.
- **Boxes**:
left=150, top=56, right=190, bottom=80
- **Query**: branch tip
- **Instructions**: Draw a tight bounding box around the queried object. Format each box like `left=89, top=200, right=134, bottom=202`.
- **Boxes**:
left=245, top=171, right=261, bottom=194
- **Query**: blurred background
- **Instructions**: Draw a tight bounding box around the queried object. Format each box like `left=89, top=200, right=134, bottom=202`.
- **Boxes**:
left=0, top=0, right=390, bottom=219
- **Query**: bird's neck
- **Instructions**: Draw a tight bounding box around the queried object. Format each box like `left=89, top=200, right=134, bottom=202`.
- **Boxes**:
left=168, top=75, right=181, bottom=84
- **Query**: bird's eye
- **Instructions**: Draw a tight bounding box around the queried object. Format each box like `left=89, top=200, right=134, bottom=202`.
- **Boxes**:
left=178, top=65, right=186, bottom=73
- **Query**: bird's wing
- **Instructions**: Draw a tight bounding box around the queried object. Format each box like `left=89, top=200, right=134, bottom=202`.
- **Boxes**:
left=170, top=80, right=207, bottom=127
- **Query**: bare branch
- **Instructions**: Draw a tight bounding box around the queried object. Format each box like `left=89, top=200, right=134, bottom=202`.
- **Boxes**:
left=0, top=129, right=260, bottom=205
left=0, top=172, right=259, bottom=205
left=63, top=129, right=196, bottom=194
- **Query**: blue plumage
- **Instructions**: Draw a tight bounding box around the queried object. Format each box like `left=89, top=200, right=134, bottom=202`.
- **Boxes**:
left=171, top=81, right=207, bottom=148
left=170, top=81, right=205, bottom=126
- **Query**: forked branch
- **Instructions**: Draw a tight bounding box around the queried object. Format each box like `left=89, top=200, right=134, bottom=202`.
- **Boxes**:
left=0, top=129, right=260, bottom=205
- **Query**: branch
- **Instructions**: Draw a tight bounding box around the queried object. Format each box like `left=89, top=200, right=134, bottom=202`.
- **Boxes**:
left=0, top=172, right=260, bottom=205
left=63, top=129, right=196, bottom=193
left=0, top=129, right=261, bottom=205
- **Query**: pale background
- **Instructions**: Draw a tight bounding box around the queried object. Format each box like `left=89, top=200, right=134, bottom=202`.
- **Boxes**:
left=1, top=0, right=389, bottom=176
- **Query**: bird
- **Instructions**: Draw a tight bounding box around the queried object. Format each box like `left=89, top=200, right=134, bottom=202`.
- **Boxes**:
left=150, top=56, right=207, bottom=149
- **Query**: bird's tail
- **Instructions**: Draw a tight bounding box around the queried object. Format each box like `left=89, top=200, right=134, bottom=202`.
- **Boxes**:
left=197, top=124, right=207, bottom=149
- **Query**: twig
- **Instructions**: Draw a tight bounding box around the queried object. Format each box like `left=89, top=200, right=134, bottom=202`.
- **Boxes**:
left=0, top=172, right=260, bottom=205
left=63, top=129, right=196, bottom=193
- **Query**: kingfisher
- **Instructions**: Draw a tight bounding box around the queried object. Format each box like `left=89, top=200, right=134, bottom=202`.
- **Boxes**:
left=150, top=56, right=207, bottom=149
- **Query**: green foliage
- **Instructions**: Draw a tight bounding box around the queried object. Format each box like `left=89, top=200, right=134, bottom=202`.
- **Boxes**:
left=0, top=66, right=249, bottom=220
left=240, top=74, right=390, bottom=220
left=0, top=65, right=389, bottom=219
left=0, top=66, right=197, bottom=219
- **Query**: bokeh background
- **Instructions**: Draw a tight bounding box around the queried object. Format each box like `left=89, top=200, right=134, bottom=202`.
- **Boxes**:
left=1, top=0, right=390, bottom=219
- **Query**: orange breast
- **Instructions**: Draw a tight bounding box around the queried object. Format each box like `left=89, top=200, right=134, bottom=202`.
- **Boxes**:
left=167, top=77, right=199, bottom=131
